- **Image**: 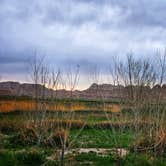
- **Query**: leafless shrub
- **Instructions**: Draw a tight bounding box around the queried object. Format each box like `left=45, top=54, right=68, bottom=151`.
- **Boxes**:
left=11, top=127, right=38, bottom=146
left=108, top=51, right=166, bottom=156
left=46, top=130, right=69, bottom=148
left=0, top=119, right=23, bottom=134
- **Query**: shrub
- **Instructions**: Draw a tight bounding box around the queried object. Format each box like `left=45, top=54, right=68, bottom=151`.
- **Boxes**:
left=133, top=128, right=166, bottom=156
left=45, top=130, right=69, bottom=148
left=0, top=119, right=22, bottom=134
left=10, top=127, right=38, bottom=146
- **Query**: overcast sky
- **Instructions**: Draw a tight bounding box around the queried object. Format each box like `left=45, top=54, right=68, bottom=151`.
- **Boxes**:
left=0, top=0, right=166, bottom=89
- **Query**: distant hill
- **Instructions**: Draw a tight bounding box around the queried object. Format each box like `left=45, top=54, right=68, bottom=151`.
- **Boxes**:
left=0, top=81, right=166, bottom=101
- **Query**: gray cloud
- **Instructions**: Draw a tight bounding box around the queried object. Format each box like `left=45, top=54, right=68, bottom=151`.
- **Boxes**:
left=0, top=0, right=166, bottom=87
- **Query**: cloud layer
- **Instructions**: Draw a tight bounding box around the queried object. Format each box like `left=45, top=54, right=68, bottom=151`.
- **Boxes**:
left=0, top=0, right=166, bottom=87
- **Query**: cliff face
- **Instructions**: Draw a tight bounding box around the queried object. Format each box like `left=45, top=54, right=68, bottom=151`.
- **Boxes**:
left=0, top=82, right=125, bottom=99
left=0, top=81, right=166, bottom=100
left=80, top=83, right=126, bottom=100
left=0, top=81, right=73, bottom=98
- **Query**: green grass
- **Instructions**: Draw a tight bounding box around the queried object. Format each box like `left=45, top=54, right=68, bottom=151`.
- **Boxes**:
left=70, top=128, right=135, bottom=148
left=1, top=149, right=166, bottom=166
left=0, top=109, right=166, bottom=165
left=0, top=149, right=45, bottom=166
left=74, top=152, right=166, bottom=166
left=74, top=152, right=117, bottom=166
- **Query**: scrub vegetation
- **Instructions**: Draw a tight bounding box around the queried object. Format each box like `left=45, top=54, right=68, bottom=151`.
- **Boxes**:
left=0, top=53, right=166, bottom=165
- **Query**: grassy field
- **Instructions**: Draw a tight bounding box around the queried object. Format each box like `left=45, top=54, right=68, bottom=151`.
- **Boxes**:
left=0, top=98, right=122, bottom=113
left=0, top=100, right=166, bottom=165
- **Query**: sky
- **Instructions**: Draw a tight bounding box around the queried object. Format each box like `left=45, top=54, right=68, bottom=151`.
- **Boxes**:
left=0, top=0, right=166, bottom=89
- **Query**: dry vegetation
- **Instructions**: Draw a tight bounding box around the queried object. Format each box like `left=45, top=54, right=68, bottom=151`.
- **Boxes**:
left=0, top=99, right=121, bottom=113
left=0, top=53, right=166, bottom=165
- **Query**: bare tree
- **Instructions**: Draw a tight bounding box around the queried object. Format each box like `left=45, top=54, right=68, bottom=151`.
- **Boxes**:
left=29, top=53, right=51, bottom=146
left=45, top=65, right=89, bottom=166
left=109, top=52, right=166, bottom=156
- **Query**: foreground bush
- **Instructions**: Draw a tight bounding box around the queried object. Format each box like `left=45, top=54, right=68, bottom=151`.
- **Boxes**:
left=0, top=119, right=23, bottom=134
left=134, top=128, right=166, bottom=156
left=10, top=127, right=38, bottom=146
left=45, top=130, right=69, bottom=148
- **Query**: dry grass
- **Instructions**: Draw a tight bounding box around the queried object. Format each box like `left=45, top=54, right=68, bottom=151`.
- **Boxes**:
left=0, top=100, right=122, bottom=112
left=0, top=119, right=23, bottom=133
left=11, top=127, right=38, bottom=145
left=45, top=130, right=69, bottom=148
left=134, top=127, right=166, bottom=156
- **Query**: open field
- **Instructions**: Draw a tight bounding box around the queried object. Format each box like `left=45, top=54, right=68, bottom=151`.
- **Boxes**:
left=0, top=99, right=122, bottom=113
left=0, top=99, right=166, bottom=166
